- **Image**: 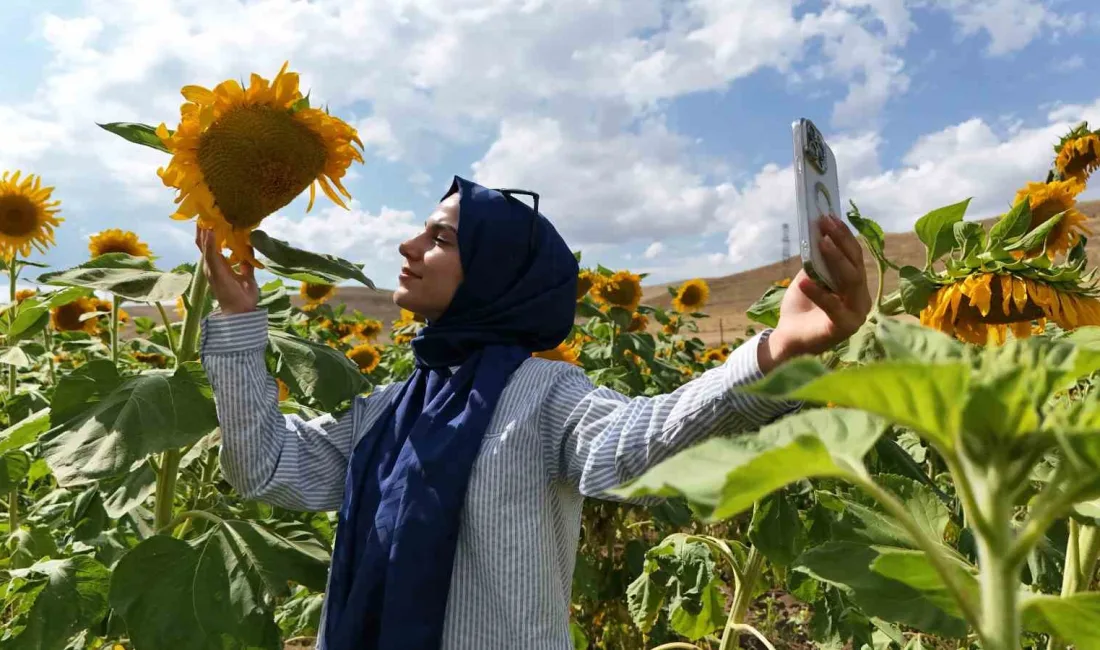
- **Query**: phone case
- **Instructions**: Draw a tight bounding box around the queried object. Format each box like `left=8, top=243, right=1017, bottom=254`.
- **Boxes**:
left=792, top=118, right=840, bottom=292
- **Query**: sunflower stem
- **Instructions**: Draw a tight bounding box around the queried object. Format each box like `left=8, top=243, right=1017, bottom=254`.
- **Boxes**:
left=7, top=258, right=19, bottom=397
left=155, top=302, right=178, bottom=365
left=110, top=295, right=121, bottom=366
left=153, top=252, right=209, bottom=532
left=873, top=256, right=886, bottom=313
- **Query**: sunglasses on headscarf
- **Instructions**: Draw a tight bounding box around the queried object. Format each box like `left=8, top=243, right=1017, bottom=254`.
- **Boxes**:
left=494, top=188, right=540, bottom=254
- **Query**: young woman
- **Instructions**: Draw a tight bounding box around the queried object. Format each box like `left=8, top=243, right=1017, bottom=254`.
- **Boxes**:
left=197, top=176, right=871, bottom=650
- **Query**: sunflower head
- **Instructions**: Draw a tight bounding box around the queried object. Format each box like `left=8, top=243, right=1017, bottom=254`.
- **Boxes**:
left=576, top=270, right=599, bottom=301
left=627, top=312, right=648, bottom=333
left=51, top=297, right=102, bottom=333
left=533, top=342, right=581, bottom=365
left=662, top=316, right=680, bottom=336
left=88, top=229, right=151, bottom=258
left=594, top=271, right=643, bottom=311
left=346, top=342, right=381, bottom=373
left=357, top=318, right=383, bottom=339
left=134, top=351, right=169, bottom=368
left=0, top=171, right=62, bottom=261
left=700, top=345, right=730, bottom=364
left=300, top=281, right=336, bottom=305
left=1054, top=123, right=1100, bottom=184
left=672, top=279, right=709, bottom=313
left=1012, top=179, right=1091, bottom=259
left=14, top=289, right=36, bottom=303
left=156, top=62, right=364, bottom=266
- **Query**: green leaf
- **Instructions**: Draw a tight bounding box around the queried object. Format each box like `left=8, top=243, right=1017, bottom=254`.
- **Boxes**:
left=109, top=520, right=330, bottom=649
left=986, top=198, right=1032, bottom=251
left=869, top=548, right=978, bottom=622
left=746, top=284, right=785, bottom=328
left=3, top=555, right=111, bottom=650
left=847, top=202, right=892, bottom=267
left=795, top=541, right=967, bottom=638
left=97, top=121, right=171, bottom=153
left=626, top=534, right=727, bottom=640
left=914, top=199, right=970, bottom=269
left=0, top=408, right=49, bottom=454
left=0, top=449, right=30, bottom=492
left=100, top=463, right=157, bottom=519
left=268, top=329, right=369, bottom=411
left=1004, top=210, right=1066, bottom=253
left=1021, top=592, right=1100, bottom=649
left=608, top=306, right=634, bottom=330
left=41, top=362, right=218, bottom=485
left=826, top=477, right=950, bottom=549
left=0, top=298, right=50, bottom=342
left=0, top=345, right=31, bottom=368
left=874, top=317, right=964, bottom=363
left=250, top=230, right=375, bottom=288
left=744, top=357, right=968, bottom=452
left=898, top=266, right=938, bottom=315
left=749, top=491, right=805, bottom=566
left=953, top=220, right=985, bottom=265
left=37, top=254, right=192, bottom=302
left=5, top=527, right=58, bottom=569
left=613, top=408, right=888, bottom=520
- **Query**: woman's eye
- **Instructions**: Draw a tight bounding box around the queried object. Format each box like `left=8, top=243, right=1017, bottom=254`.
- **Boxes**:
left=434, top=237, right=449, bottom=246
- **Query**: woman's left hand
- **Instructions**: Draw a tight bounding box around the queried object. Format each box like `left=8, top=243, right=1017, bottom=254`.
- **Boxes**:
left=760, top=214, right=873, bottom=372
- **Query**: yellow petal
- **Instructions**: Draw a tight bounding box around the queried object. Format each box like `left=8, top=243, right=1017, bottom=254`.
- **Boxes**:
left=181, top=85, right=215, bottom=105
left=317, top=175, right=348, bottom=209
left=307, top=181, right=317, bottom=212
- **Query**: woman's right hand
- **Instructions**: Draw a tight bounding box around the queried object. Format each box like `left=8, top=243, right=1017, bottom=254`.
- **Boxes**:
left=197, top=226, right=259, bottom=315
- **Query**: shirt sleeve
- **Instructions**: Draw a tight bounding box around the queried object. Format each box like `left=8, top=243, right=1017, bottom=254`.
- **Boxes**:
left=539, top=329, right=803, bottom=502
left=199, top=309, right=392, bottom=512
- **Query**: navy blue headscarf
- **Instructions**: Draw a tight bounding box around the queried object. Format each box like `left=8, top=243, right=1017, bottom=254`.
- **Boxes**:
left=321, top=177, right=579, bottom=649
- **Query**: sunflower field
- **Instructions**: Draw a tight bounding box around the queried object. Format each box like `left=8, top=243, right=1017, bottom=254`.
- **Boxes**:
left=4, top=62, right=1100, bottom=650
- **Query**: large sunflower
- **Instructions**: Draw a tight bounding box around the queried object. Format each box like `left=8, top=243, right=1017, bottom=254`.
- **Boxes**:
left=88, top=229, right=151, bottom=258
left=0, top=171, right=62, bottom=260
left=156, top=62, right=364, bottom=266
left=919, top=272, right=1100, bottom=345
left=594, top=271, right=643, bottom=311
left=1012, top=179, right=1090, bottom=259
left=627, top=312, right=648, bottom=332
left=346, top=342, right=381, bottom=373
left=672, top=278, right=709, bottom=313
left=357, top=318, right=383, bottom=340
left=1054, top=125, right=1100, bottom=184
left=51, top=297, right=102, bottom=333
left=300, top=281, right=336, bottom=306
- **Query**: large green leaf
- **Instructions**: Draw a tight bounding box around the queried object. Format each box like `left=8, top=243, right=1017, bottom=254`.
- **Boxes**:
left=268, top=329, right=369, bottom=411
left=250, top=230, right=375, bottom=288
left=749, top=490, right=805, bottom=567
left=37, top=254, right=192, bottom=303
left=952, top=220, right=986, bottom=265
left=3, top=555, right=111, bottom=650
left=869, top=548, right=978, bottom=622
left=0, top=407, right=50, bottom=454
left=97, top=122, right=171, bottom=153
left=898, top=266, right=938, bottom=315
left=0, top=449, right=30, bottom=492
left=0, top=298, right=50, bottom=342
left=1021, top=593, right=1100, bottom=649
left=743, top=357, right=968, bottom=452
left=5, top=527, right=58, bottom=569
left=1004, top=210, right=1065, bottom=253
left=874, top=318, right=964, bottom=363
left=824, top=476, right=950, bottom=549
left=625, top=534, right=727, bottom=640
left=914, top=199, right=970, bottom=269
left=613, top=408, right=888, bottom=520
left=746, top=284, right=785, bottom=328
left=986, top=198, right=1032, bottom=251
left=847, top=202, right=895, bottom=269
left=101, top=462, right=157, bottom=519
left=109, top=520, right=330, bottom=650
left=41, top=362, right=218, bottom=485
left=795, top=541, right=967, bottom=638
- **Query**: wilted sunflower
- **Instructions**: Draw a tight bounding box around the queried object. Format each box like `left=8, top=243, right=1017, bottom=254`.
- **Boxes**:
left=14, top=289, right=36, bottom=303
left=534, top=342, right=580, bottom=365
left=51, top=297, right=101, bottom=333
left=346, top=342, right=381, bottom=373
left=1012, top=180, right=1091, bottom=259
left=88, top=229, right=151, bottom=258
left=1054, top=124, right=1100, bottom=184
left=920, top=272, right=1100, bottom=345
left=0, top=171, right=62, bottom=260
left=357, top=318, right=383, bottom=340
left=594, top=271, right=642, bottom=311
left=300, top=281, right=336, bottom=306
left=576, top=270, right=599, bottom=301
left=156, top=62, right=364, bottom=266
left=627, top=312, right=648, bottom=332
left=134, top=351, right=169, bottom=368
left=672, top=279, right=709, bottom=313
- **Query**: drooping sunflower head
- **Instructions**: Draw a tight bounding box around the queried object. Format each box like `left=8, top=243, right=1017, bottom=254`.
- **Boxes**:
left=156, top=62, right=365, bottom=266
left=357, top=318, right=383, bottom=340
left=300, top=281, right=336, bottom=305
left=346, top=342, right=381, bottom=373
left=1054, top=123, right=1100, bottom=184
left=576, top=270, right=599, bottom=301
left=51, top=297, right=102, bottom=333
left=0, top=171, right=62, bottom=261
left=533, top=342, right=581, bottom=365
left=594, top=271, right=643, bottom=311
left=1012, top=179, right=1091, bottom=259
left=88, top=229, right=151, bottom=258
left=134, top=351, right=169, bottom=368
left=672, top=279, right=710, bottom=313
left=627, top=312, right=648, bottom=333
left=919, top=272, right=1100, bottom=345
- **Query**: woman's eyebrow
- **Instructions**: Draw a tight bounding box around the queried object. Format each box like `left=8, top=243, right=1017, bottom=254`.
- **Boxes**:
left=424, top=219, right=458, bottom=233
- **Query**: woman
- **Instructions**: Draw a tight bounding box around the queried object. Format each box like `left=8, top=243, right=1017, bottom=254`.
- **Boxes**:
left=198, top=176, right=871, bottom=650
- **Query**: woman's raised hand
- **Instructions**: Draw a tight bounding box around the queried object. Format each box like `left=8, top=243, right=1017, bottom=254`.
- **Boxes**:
left=196, top=226, right=259, bottom=315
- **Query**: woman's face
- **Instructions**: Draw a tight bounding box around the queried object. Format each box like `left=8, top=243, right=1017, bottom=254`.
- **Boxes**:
left=393, top=193, right=464, bottom=321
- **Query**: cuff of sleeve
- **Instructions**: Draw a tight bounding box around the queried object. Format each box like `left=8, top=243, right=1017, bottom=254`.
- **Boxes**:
left=722, top=328, right=804, bottom=422
left=200, top=310, right=269, bottom=356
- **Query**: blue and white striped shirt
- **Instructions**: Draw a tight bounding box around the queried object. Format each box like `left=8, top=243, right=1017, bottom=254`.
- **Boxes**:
left=199, top=310, right=799, bottom=649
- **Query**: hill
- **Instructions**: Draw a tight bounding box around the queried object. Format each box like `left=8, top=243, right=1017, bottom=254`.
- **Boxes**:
left=126, top=200, right=1100, bottom=346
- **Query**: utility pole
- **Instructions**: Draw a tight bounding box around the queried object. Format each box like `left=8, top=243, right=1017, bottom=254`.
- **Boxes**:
left=781, top=223, right=791, bottom=280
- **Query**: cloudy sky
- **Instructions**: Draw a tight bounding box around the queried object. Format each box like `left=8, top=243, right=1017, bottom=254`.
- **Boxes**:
left=2, top=0, right=1098, bottom=291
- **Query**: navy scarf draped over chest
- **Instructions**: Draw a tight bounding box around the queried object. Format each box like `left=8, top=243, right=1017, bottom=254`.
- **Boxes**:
left=321, top=177, right=578, bottom=649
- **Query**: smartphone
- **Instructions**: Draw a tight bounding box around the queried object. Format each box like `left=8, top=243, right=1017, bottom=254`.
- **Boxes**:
left=792, top=118, right=840, bottom=292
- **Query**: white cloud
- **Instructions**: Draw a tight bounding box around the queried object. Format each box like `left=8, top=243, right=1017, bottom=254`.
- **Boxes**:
left=644, top=242, right=665, bottom=259
left=931, top=0, right=1082, bottom=56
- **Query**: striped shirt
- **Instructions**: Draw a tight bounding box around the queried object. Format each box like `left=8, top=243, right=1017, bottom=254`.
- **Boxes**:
left=200, top=310, right=801, bottom=650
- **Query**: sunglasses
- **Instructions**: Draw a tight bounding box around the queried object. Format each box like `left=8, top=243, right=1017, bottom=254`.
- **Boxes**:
left=495, top=188, right=541, bottom=254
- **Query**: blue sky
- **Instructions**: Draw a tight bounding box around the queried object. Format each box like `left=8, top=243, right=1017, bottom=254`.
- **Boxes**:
left=1, top=0, right=1098, bottom=294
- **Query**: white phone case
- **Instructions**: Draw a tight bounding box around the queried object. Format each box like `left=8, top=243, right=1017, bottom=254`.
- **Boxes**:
left=792, top=118, right=840, bottom=292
